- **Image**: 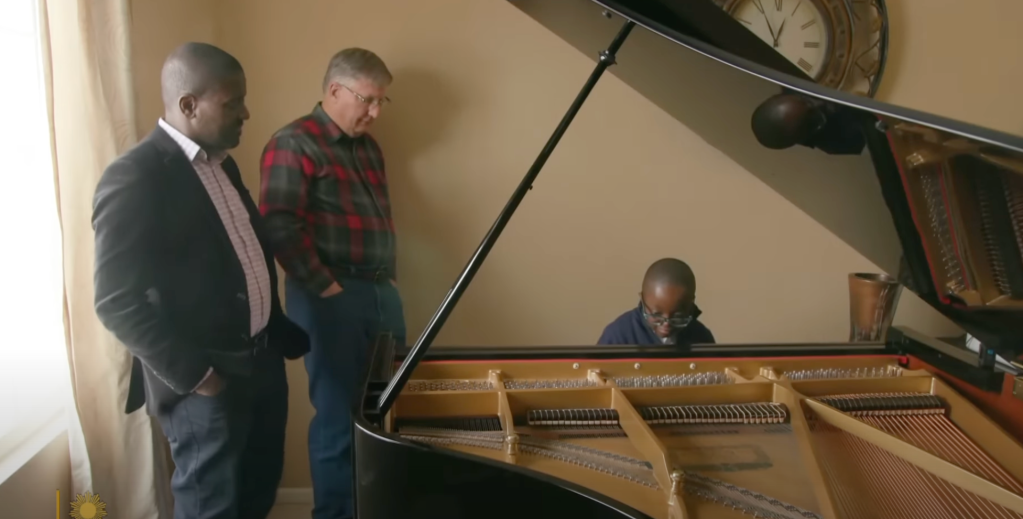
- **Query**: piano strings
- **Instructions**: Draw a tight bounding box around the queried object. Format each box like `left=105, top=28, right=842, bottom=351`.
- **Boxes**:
left=974, top=165, right=1023, bottom=299
left=680, top=471, right=823, bottom=519
left=807, top=391, right=1023, bottom=519
left=406, top=379, right=495, bottom=392
left=504, top=378, right=601, bottom=390
left=1007, top=172, right=1023, bottom=262
left=396, top=422, right=660, bottom=487
left=612, top=372, right=733, bottom=388
left=919, top=165, right=970, bottom=295
left=894, top=124, right=1023, bottom=305
left=401, top=367, right=910, bottom=395
left=781, top=365, right=902, bottom=380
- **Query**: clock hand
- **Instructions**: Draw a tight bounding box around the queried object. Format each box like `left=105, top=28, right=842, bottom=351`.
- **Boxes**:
left=773, top=19, right=786, bottom=47
left=753, top=0, right=778, bottom=41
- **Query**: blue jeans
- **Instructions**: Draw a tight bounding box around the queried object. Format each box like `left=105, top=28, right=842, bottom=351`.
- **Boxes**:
left=285, top=277, right=406, bottom=519
left=157, top=352, right=287, bottom=519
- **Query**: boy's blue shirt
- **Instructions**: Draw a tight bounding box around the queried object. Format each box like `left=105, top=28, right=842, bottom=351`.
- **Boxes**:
left=597, top=305, right=715, bottom=347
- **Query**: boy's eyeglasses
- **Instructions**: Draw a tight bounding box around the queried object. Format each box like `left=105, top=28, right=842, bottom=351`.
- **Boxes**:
left=639, top=299, right=692, bottom=328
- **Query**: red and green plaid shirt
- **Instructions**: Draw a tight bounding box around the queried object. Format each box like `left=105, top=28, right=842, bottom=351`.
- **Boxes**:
left=259, top=104, right=397, bottom=294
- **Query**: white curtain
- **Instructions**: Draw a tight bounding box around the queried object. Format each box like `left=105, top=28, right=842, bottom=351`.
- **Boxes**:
left=39, top=0, right=172, bottom=517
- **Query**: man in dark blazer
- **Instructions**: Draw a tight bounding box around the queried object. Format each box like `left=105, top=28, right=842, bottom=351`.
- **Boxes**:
left=92, top=42, right=309, bottom=519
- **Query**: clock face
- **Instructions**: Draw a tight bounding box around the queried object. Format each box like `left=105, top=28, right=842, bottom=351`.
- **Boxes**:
left=719, top=0, right=859, bottom=91
left=731, top=0, right=832, bottom=80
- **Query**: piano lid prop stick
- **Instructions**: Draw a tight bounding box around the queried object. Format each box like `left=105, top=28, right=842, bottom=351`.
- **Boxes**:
left=377, top=16, right=636, bottom=415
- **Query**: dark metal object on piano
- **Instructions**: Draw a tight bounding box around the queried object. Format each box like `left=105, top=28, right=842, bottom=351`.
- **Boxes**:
left=354, top=0, right=1023, bottom=517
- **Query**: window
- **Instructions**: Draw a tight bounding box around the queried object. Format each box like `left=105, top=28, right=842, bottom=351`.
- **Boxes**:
left=0, top=0, right=71, bottom=473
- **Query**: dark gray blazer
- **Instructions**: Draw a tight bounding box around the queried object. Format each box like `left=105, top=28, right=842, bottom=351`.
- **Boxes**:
left=92, top=125, right=309, bottom=415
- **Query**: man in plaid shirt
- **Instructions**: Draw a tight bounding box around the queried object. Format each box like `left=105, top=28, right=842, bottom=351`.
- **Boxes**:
left=258, top=48, right=405, bottom=519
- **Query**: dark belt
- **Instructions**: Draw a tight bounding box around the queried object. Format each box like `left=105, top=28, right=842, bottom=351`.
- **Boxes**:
left=334, top=265, right=390, bottom=283
left=208, top=329, right=272, bottom=378
left=217, top=328, right=271, bottom=357
left=249, top=328, right=270, bottom=354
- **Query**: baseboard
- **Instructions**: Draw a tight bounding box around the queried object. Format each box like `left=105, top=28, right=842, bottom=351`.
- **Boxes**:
left=276, top=487, right=314, bottom=504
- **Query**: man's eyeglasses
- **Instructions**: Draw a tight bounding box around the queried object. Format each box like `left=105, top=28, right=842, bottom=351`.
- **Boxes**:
left=340, top=83, right=390, bottom=108
left=639, top=300, right=692, bottom=328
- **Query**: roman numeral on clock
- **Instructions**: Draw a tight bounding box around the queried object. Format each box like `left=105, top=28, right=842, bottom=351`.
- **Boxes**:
left=804, top=41, right=820, bottom=48
left=797, top=58, right=813, bottom=72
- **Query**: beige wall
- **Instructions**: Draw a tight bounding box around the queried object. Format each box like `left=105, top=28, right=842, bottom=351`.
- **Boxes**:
left=130, top=0, right=218, bottom=134
left=878, top=0, right=1023, bottom=136
left=1, top=432, right=72, bottom=516
left=125, top=0, right=1020, bottom=489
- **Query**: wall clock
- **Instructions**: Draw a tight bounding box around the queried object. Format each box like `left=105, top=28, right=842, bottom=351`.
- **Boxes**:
left=713, top=0, right=890, bottom=97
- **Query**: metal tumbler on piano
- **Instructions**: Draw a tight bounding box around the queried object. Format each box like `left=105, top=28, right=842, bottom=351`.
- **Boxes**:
left=848, top=272, right=903, bottom=342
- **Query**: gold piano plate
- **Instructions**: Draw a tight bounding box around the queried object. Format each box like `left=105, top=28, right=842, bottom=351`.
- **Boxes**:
left=388, top=356, right=1023, bottom=519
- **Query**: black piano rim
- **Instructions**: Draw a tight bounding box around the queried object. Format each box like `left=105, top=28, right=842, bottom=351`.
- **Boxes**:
left=353, top=414, right=656, bottom=518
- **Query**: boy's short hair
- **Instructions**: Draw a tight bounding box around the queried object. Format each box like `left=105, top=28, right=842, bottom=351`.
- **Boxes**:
left=642, top=258, right=696, bottom=293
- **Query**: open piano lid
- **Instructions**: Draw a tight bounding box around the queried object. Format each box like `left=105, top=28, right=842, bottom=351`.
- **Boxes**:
left=585, top=0, right=1023, bottom=357
left=378, top=0, right=1023, bottom=414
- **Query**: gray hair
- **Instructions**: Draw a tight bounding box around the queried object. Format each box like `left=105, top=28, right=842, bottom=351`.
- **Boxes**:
left=322, top=48, right=392, bottom=92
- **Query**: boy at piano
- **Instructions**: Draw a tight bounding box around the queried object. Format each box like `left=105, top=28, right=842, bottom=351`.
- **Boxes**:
left=597, top=258, right=716, bottom=347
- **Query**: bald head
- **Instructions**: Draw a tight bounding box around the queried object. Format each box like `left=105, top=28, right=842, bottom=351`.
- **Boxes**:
left=161, top=42, right=242, bottom=109
left=160, top=42, right=249, bottom=152
left=642, top=258, right=696, bottom=294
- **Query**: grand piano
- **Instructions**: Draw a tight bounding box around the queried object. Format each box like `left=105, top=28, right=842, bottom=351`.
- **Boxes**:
left=352, top=0, right=1023, bottom=517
